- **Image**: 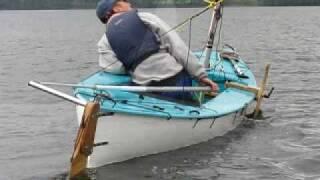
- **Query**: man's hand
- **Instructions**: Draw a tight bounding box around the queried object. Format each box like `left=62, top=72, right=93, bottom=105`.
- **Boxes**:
left=200, top=77, right=219, bottom=92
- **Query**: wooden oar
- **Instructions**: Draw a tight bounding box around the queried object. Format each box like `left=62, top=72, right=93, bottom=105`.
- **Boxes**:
left=225, top=82, right=259, bottom=94
left=225, top=64, right=271, bottom=119
left=254, top=64, right=271, bottom=118
left=69, top=102, right=100, bottom=179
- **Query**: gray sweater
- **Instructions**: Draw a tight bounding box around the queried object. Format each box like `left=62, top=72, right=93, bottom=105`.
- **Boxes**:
left=98, top=12, right=207, bottom=85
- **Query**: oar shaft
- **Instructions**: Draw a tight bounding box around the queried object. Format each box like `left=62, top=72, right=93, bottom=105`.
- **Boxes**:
left=40, top=82, right=212, bottom=93
left=225, top=82, right=259, bottom=94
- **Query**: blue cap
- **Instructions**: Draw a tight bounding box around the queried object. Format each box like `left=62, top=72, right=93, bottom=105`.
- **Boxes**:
left=96, top=0, right=116, bottom=23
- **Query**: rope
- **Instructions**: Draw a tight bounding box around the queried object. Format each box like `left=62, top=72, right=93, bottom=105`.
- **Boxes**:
left=77, top=91, right=221, bottom=119
left=204, top=0, right=224, bottom=8
left=159, top=0, right=224, bottom=37
left=160, top=7, right=210, bottom=37
left=182, top=15, right=193, bottom=101
left=166, top=0, right=225, bottom=103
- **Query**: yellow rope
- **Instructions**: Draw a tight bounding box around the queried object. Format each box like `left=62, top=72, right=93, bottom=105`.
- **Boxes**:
left=161, top=0, right=224, bottom=36
left=174, top=21, right=189, bottom=33
left=204, top=0, right=224, bottom=8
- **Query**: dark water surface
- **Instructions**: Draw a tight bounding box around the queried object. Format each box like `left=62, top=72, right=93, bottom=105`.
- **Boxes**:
left=0, top=7, right=320, bottom=180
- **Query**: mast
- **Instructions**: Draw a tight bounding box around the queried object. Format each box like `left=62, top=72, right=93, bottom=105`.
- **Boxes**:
left=203, top=2, right=222, bottom=68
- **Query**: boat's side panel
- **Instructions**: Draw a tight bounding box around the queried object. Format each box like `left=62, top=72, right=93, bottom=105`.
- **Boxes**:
left=76, top=104, right=253, bottom=168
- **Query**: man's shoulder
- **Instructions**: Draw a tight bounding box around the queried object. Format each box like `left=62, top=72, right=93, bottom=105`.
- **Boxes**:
left=138, top=11, right=160, bottom=21
left=138, top=11, right=166, bottom=29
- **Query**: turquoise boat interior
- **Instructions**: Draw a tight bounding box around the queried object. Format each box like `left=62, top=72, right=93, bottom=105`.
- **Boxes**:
left=74, top=51, right=257, bottom=120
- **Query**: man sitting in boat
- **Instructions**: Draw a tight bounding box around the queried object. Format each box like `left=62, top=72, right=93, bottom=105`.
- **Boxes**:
left=96, top=0, right=218, bottom=100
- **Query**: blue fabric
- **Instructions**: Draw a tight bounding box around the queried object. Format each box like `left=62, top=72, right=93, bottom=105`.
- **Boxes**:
left=149, top=71, right=193, bottom=100
left=106, top=10, right=160, bottom=71
left=96, top=0, right=116, bottom=23
left=161, top=71, right=193, bottom=100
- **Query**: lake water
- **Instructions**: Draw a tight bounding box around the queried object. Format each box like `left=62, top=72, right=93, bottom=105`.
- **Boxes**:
left=0, top=6, right=320, bottom=180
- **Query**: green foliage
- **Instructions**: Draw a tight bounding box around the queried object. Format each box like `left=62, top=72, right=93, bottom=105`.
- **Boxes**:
left=0, top=0, right=98, bottom=10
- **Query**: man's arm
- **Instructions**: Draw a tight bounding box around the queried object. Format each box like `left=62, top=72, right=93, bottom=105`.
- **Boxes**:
left=140, top=12, right=218, bottom=92
left=97, top=34, right=126, bottom=74
left=139, top=12, right=207, bottom=80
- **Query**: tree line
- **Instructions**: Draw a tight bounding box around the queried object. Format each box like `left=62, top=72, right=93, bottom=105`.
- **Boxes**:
left=257, top=0, right=320, bottom=6
left=0, top=0, right=320, bottom=10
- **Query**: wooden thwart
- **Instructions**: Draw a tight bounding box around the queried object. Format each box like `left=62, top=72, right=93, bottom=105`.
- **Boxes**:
left=69, top=102, right=100, bottom=179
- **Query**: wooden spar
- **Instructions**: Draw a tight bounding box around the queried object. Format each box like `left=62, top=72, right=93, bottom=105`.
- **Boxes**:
left=225, top=82, right=259, bottom=94
left=254, top=64, right=271, bottom=118
left=225, top=64, right=271, bottom=119
left=69, top=102, right=100, bottom=179
left=203, top=1, right=222, bottom=68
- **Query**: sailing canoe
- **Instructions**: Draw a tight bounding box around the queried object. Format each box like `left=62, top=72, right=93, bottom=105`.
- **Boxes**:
left=74, top=51, right=257, bottom=168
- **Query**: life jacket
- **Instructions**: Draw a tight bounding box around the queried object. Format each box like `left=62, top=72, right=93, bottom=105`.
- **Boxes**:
left=106, top=10, right=160, bottom=71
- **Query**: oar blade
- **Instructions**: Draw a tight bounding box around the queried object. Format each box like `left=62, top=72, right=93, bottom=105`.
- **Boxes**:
left=69, top=102, right=100, bottom=178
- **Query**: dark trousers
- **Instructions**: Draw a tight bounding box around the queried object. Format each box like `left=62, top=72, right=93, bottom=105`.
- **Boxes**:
left=148, top=70, right=193, bottom=100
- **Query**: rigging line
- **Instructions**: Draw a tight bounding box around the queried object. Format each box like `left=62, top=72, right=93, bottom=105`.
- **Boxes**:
left=112, top=99, right=178, bottom=106
left=119, top=101, right=172, bottom=119
left=77, top=91, right=173, bottom=111
left=197, top=42, right=208, bottom=60
left=109, top=99, right=200, bottom=110
left=182, top=16, right=193, bottom=101
left=186, top=19, right=192, bottom=74
left=79, top=90, right=215, bottom=113
left=100, top=97, right=217, bottom=118
left=195, top=28, right=211, bottom=61
left=159, top=6, right=211, bottom=38
left=78, top=91, right=177, bottom=107
left=79, top=91, right=172, bottom=117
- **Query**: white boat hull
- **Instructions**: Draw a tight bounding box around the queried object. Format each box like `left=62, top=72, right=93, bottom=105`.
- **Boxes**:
left=76, top=104, right=252, bottom=168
